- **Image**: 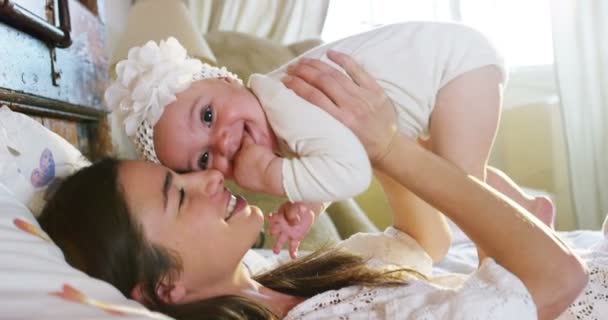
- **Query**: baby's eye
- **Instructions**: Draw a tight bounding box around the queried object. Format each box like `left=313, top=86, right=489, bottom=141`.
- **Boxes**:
left=201, top=105, right=213, bottom=127
left=198, top=152, right=210, bottom=170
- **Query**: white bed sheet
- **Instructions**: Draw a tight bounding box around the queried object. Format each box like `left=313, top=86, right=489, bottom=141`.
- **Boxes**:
left=435, top=230, right=604, bottom=274
left=252, top=229, right=605, bottom=276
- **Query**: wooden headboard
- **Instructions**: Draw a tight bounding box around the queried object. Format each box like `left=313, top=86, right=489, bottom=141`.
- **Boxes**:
left=0, top=0, right=110, bottom=160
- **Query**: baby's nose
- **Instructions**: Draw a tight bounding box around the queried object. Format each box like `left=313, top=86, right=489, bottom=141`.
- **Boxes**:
left=217, top=131, right=239, bottom=159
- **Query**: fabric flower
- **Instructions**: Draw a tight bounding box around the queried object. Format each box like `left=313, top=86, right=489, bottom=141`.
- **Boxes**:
left=104, top=37, right=202, bottom=136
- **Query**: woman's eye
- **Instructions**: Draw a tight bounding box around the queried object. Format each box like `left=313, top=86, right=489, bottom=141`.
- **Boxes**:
left=198, top=152, right=210, bottom=170
left=201, top=105, right=213, bottom=127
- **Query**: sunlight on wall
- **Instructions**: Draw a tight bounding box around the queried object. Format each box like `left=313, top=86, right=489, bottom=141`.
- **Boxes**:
left=322, top=0, right=450, bottom=42
left=322, top=0, right=554, bottom=67
left=460, top=0, right=554, bottom=67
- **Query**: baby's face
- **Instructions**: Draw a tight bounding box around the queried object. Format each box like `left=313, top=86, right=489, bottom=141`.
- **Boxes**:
left=153, top=77, right=276, bottom=177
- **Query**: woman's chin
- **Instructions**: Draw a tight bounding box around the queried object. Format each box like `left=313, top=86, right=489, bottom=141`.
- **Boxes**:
left=249, top=205, right=265, bottom=225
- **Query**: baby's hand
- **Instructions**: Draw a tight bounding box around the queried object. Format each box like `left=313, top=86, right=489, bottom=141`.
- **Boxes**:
left=268, top=202, right=316, bottom=259
left=232, top=135, right=283, bottom=196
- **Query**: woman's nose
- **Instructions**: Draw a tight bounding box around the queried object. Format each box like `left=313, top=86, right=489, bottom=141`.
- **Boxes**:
left=184, top=170, right=224, bottom=196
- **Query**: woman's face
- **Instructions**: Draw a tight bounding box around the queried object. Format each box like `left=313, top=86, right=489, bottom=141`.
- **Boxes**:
left=153, top=77, right=277, bottom=177
left=118, top=161, right=264, bottom=297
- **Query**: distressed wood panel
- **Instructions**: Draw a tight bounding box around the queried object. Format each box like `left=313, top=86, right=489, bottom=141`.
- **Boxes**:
left=0, top=0, right=108, bottom=113
left=0, top=0, right=111, bottom=159
left=11, top=0, right=48, bottom=20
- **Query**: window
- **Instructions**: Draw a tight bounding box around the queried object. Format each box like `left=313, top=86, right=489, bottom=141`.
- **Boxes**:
left=322, top=0, right=554, bottom=68
left=459, top=0, right=553, bottom=67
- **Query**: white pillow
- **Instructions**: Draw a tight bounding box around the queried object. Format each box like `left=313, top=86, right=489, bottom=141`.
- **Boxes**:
left=0, top=106, right=90, bottom=216
left=0, top=182, right=171, bottom=319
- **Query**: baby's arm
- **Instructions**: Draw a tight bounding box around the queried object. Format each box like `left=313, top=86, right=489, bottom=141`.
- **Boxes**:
left=248, top=74, right=372, bottom=203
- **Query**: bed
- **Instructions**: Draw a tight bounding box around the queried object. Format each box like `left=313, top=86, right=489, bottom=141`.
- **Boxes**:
left=0, top=111, right=603, bottom=319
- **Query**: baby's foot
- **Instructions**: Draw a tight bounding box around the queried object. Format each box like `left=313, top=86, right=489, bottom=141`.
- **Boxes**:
left=530, top=196, right=555, bottom=229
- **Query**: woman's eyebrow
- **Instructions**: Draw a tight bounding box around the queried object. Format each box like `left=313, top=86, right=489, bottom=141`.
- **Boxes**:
left=162, top=171, right=173, bottom=211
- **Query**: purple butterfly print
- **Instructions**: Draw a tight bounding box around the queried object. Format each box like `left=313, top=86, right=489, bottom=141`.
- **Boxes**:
left=30, top=148, right=55, bottom=187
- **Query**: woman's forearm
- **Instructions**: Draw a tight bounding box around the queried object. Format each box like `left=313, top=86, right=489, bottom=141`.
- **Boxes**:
left=375, top=133, right=588, bottom=320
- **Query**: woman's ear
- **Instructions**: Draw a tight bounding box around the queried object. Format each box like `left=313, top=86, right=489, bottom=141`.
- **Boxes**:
left=130, top=283, right=146, bottom=303
left=130, top=281, right=187, bottom=304
left=157, top=282, right=187, bottom=304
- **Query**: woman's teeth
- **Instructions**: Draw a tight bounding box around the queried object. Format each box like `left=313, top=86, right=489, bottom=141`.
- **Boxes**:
left=226, top=194, right=237, bottom=220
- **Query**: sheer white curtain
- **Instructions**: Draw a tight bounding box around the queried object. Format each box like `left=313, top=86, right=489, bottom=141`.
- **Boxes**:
left=550, top=1, right=608, bottom=228
left=185, top=0, right=329, bottom=44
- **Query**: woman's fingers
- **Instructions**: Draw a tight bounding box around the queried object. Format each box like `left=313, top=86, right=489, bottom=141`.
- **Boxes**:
left=282, top=74, right=334, bottom=109
left=284, top=51, right=399, bottom=163
left=327, top=50, right=381, bottom=91
left=283, top=57, right=365, bottom=125
left=282, top=74, right=342, bottom=120
left=293, top=58, right=362, bottom=99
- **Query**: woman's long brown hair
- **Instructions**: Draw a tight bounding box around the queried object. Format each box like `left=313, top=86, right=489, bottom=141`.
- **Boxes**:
left=39, top=159, right=417, bottom=320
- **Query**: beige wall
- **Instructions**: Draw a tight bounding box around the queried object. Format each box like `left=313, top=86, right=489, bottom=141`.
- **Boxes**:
left=103, top=0, right=131, bottom=57
left=489, top=101, right=576, bottom=230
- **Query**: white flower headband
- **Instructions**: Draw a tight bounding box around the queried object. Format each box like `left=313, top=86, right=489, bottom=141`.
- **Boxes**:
left=104, top=37, right=241, bottom=163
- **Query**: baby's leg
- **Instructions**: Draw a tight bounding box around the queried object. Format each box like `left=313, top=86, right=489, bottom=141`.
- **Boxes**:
left=430, top=65, right=553, bottom=261
left=430, top=65, right=502, bottom=181
left=430, top=65, right=555, bottom=229
left=486, top=166, right=555, bottom=228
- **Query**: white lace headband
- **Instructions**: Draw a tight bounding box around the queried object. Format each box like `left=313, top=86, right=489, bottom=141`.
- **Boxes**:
left=104, top=37, right=241, bottom=163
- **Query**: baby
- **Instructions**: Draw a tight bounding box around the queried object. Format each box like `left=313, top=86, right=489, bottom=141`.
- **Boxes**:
left=106, top=21, right=554, bottom=258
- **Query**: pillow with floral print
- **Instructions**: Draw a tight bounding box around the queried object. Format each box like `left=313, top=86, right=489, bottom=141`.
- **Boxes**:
left=0, top=181, right=171, bottom=319
left=0, top=106, right=90, bottom=216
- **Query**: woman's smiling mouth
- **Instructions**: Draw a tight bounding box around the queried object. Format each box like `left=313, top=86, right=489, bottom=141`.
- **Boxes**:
left=225, top=193, right=247, bottom=221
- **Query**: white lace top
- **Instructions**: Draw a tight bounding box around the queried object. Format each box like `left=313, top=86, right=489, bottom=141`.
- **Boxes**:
left=559, top=245, right=608, bottom=320
left=284, top=227, right=608, bottom=319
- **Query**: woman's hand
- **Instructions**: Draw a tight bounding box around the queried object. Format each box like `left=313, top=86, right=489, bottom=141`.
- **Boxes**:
left=282, top=50, right=399, bottom=166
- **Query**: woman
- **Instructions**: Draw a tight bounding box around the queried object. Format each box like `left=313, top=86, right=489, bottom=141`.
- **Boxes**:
left=39, top=56, right=594, bottom=320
